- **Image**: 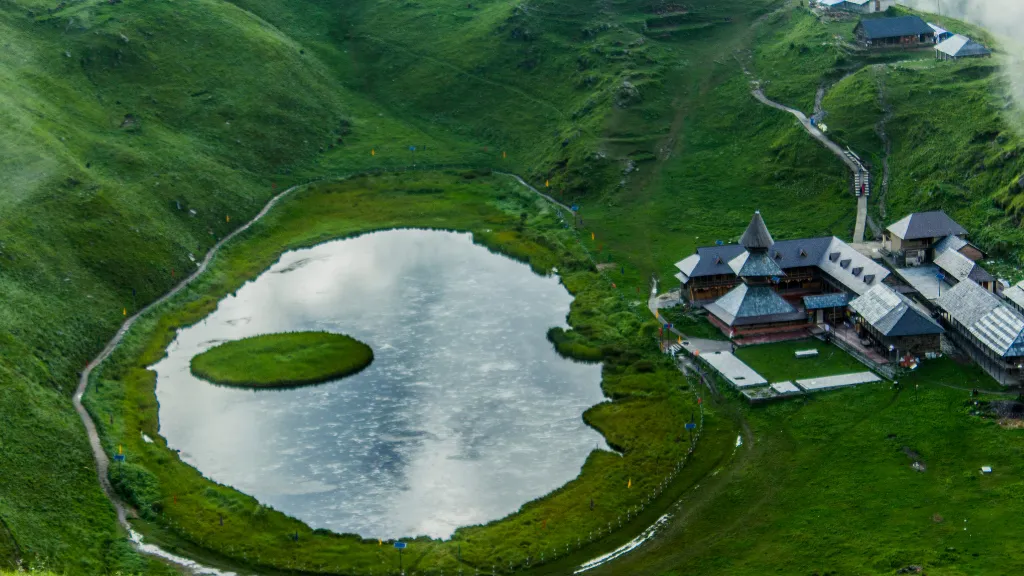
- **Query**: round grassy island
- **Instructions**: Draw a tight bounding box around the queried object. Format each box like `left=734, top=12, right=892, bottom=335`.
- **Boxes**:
left=190, top=331, right=373, bottom=388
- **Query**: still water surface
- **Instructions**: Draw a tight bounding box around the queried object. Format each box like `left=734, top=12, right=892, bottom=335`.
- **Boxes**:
left=153, top=230, right=607, bottom=539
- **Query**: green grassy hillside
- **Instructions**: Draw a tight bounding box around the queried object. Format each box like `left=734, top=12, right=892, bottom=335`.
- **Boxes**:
left=5, top=0, right=1024, bottom=573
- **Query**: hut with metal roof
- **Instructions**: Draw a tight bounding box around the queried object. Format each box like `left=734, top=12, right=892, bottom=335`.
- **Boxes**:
left=855, top=15, right=935, bottom=47
left=935, top=35, right=991, bottom=60
left=936, top=280, right=1024, bottom=385
left=849, top=284, right=943, bottom=356
left=1003, top=280, right=1024, bottom=314
left=882, top=210, right=967, bottom=266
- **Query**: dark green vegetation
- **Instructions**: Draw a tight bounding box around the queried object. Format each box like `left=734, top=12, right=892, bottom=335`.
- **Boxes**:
left=86, top=172, right=703, bottom=573
left=189, top=331, right=373, bottom=388
left=735, top=339, right=869, bottom=382
left=3, top=0, right=1024, bottom=573
left=659, top=306, right=728, bottom=341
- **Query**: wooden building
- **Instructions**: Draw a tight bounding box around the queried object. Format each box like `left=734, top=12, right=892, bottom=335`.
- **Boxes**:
left=855, top=16, right=935, bottom=47
left=936, top=280, right=1024, bottom=386
left=849, top=284, right=943, bottom=356
left=882, top=210, right=967, bottom=265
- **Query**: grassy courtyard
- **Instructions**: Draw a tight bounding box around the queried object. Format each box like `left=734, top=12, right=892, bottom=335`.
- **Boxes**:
left=735, top=339, right=870, bottom=383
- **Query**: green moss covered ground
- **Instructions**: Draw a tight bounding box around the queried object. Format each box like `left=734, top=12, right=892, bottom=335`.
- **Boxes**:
left=190, top=331, right=373, bottom=388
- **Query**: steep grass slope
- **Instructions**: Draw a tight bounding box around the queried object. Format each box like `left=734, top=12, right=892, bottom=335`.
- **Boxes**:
left=0, top=0, right=464, bottom=571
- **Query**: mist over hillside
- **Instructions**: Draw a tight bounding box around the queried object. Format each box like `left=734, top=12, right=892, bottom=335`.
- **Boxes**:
left=904, top=0, right=1024, bottom=123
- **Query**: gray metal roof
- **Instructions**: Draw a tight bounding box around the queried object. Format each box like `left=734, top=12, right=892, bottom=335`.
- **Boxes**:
left=850, top=284, right=943, bottom=337
left=1004, top=281, right=1024, bottom=311
left=706, top=284, right=799, bottom=327
left=739, top=211, right=774, bottom=250
left=937, top=280, right=1024, bottom=357
left=935, top=247, right=994, bottom=284
left=858, top=16, right=933, bottom=40
left=936, top=35, right=991, bottom=58
left=816, top=237, right=889, bottom=295
left=681, top=245, right=747, bottom=278
left=803, top=293, right=850, bottom=310
left=886, top=210, right=967, bottom=241
left=932, top=234, right=968, bottom=256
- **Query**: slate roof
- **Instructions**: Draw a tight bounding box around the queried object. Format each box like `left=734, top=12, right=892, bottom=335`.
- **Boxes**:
left=732, top=250, right=784, bottom=278
left=705, top=284, right=801, bottom=327
left=858, top=16, right=933, bottom=40
left=932, top=234, right=969, bottom=257
left=739, top=211, right=774, bottom=250
left=935, top=248, right=995, bottom=285
left=1004, top=281, right=1024, bottom=311
left=937, top=280, right=1024, bottom=358
left=803, top=293, right=851, bottom=310
left=676, top=236, right=888, bottom=294
left=886, top=210, right=967, bottom=241
left=850, top=284, right=943, bottom=337
left=936, top=35, right=991, bottom=58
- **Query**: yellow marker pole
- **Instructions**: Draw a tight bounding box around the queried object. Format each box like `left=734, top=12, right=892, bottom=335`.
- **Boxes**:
left=118, top=444, right=123, bottom=455
left=371, top=149, right=376, bottom=156
left=591, top=232, right=595, bottom=241
left=123, top=308, right=127, bottom=316
left=545, top=180, right=549, bottom=187
left=502, top=151, right=507, bottom=159
left=627, top=478, right=632, bottom=489
left=226, top=215, right=230, bottom=223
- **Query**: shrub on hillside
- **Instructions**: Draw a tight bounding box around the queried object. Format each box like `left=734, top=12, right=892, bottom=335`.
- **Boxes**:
left=109, top=462, right=161, bottom=519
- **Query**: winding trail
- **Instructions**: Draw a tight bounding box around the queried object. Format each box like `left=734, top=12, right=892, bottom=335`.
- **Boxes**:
left=71, top=168, right=650, bottom=574
left=750, top=87, right=869, bottom=242
left=73, top=178, right=318, bottom=566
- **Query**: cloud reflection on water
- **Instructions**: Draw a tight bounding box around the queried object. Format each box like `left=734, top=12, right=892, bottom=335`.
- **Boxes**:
left=153, top=230, right=608, bottom=539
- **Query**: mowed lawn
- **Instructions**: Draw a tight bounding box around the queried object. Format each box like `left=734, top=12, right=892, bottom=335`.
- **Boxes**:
left=736, top=339, right=870, bottom=383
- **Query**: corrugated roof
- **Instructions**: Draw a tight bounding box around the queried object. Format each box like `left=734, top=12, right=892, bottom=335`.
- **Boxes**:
left=858, top=16, right=933, bottom=40
left=936, top=34, right=991, bottom=58
left=937, top=280, right=1024, bottom=357
left=1004, top=281, right=1024, bottom=311
left=739, top=211, right=774, bottom=250
left=932, top=234, right=968, bottom=256
left=935, top=247, right=994, bottom=285
left=850, top=284, right=943, bottom=337
left=886, top=210, right=967, bottom=241
left=935, top=248, right=976, bottom=282
left=803, top=293, right=850, bottom=310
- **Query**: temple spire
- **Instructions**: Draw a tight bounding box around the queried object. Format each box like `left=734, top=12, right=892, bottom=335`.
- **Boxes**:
left=739, top=210, right=774, bottom=250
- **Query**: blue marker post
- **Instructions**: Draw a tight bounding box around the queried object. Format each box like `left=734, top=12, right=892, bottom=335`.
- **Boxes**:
left=394, top=541, right=407, bottom=574
left=685, top=414, right=697, bottom=445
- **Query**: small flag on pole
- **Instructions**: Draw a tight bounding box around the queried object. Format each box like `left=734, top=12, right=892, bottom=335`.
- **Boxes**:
left=379, top=539, right=382, bottom=546
left=371, top=149, right=376, bottom=156
left=502, top=151, right=507, bottom=159
left=545, top=180, right=550, bottom=187
left=123, top=308, right=127, bottom=316
left=591, top=232, right=595, bottom=240
left=627, top=478, right=632, bottom=489
left=226, top=215, right=230, bottom=223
